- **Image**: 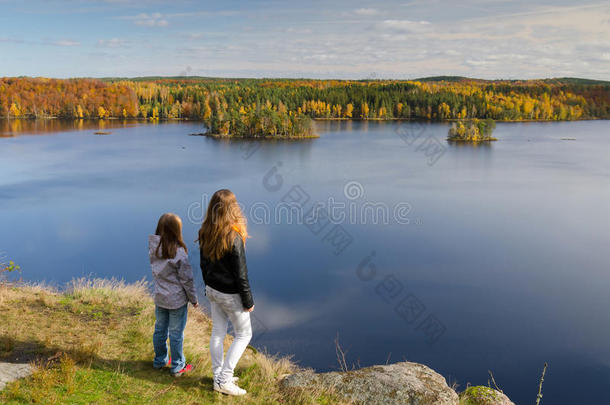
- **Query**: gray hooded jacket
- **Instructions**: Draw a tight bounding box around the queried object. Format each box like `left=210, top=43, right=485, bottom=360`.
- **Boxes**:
left=149, top=235, right=198, bottom=309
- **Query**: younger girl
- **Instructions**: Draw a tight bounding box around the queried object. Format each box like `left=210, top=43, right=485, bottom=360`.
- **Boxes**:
left=149, top=213, right=198, bottom=377
left=199, top=190, right=253, bottom=396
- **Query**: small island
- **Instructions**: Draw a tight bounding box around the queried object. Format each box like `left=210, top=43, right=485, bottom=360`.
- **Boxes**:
left=202, top=97, right=317, bottom=139
left=447, top=118, right=497, bottom=142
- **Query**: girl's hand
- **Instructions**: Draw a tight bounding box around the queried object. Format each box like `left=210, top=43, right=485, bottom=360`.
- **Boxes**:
left=245, top=305, right=254, bottom=312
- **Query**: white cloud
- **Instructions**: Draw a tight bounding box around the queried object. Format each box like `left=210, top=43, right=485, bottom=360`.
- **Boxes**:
left=185, top=32, right=205, bottom=40
left=0, top=37, right=25, bottom=44
left=487, top=53, right=527, bottom=61
left=380, top=19, right=432, bottom=32
left=97, top=38, right=128, bottom=48
left=303, top=54, right=338, bottom=62
left=251, top=294, right=316, bottom=330
left=354, top=8, right=379, bottom=16
left=53, top=40, right=80, bottom=46
left=285, top=27, right=313, bottom=34
left=131, top=12, right=169, bottom=27
left=465, top=59, right=496, bottom=67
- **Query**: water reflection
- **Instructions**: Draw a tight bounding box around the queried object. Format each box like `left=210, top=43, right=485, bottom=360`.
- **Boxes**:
left=314, top=119, right=405, bottom=134
left=447, top=140, right=494, bottom=149
left=0, top=118, right=152, bottom=137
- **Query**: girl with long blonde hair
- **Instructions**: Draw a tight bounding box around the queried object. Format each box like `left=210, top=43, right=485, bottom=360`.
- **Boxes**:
left=199, top=189, right=253, bottom=396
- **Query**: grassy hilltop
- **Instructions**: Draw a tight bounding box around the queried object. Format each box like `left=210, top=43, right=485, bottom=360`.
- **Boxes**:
left=0, top=279, right=340, bottom=405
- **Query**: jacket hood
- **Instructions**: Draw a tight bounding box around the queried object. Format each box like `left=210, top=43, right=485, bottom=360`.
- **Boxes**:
left=149, top=234, right=161, bottom=255
left=149, top=234, right=185, bottom=262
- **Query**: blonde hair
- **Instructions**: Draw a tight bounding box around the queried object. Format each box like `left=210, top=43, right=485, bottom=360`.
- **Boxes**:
left=155, top=213, right=187, bottom=259
left=198, top=189, right=247, bottom=261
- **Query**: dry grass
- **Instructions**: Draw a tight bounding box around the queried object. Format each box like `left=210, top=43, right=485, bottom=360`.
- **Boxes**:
left=0, top=279, right=342, bottom=404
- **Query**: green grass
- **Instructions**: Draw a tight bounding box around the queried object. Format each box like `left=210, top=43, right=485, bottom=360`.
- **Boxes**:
left=0, top=279, right=343, bottom=404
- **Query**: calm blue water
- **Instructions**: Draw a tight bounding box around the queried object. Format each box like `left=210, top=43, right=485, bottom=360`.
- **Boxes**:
left=1, top=119, right=609, bottom=404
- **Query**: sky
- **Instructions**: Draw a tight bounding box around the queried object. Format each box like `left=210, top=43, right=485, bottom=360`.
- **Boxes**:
left=0, top=0, right=608, bottom=80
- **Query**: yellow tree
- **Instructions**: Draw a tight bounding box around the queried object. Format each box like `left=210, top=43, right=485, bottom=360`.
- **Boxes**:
left=522, top=99, right=534, bottom=119
left=345, top=103, right=354, bottom=118
left=459, top=106, right=467, bottom=119
left=169, top=102, right=181, bottom=119
left=438, top=102, right=451, bottom=119
left=332, top=104, right=342, bottom=117
left=9, top=102, right=20, bottom=118
left=278, top=101, right=287, bottom=114
left=361, top=102, right=369, bottom=119
left=139, top=105, right=148, bottom=118
left=539, top=94, right=552, bottom=120
left=202, top=97, right=212, bottom=120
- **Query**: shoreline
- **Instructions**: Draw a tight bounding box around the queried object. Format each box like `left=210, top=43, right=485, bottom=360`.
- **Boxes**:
left=0, top=116, right=607, bottom=123
left=189, top=131, right=320, bottom=140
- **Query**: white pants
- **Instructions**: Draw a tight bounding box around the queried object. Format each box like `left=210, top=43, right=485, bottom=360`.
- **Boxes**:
left=206, top=285, right=252, bottom=385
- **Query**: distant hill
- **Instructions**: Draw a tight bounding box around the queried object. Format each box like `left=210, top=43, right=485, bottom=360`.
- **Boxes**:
left=414, top=76, right=479, bottom=82
left=541, top=77, right=610, bottom=85
left=96, top=76, right=609, bottom=85
left=415, top=76, right=609, bottom=85
left=6, top=74, right=607, bottom=85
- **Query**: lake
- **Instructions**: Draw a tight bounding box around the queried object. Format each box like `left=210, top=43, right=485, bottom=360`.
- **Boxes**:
left=1, top=119, right=609, bottom=404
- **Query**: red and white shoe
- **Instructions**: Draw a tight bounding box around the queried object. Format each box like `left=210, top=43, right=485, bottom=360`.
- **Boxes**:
left=171, top=364, right=193, bottom=377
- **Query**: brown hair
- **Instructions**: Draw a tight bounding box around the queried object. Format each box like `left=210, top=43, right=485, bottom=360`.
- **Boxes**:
left=198, top=189, right=247, bottom=261
left=155, top=213, right=187, bottom=259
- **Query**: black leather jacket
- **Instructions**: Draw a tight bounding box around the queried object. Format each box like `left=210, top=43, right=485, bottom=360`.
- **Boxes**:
left=200, top=235, right=254, bottom=309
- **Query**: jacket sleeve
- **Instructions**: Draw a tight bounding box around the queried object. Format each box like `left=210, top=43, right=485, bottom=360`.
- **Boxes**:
left=232, top=236, right=254, bottom=309
left=177, top=250, right=198, bottom=305
left=199, top=246, right=208, bottom=285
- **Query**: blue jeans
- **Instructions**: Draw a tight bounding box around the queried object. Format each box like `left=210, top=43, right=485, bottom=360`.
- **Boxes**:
left=153, top=304, right=188, bottom=374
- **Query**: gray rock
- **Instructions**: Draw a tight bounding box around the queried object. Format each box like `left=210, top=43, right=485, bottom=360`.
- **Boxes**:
left=282, top=361, right=459, bottom=405
left=0, top=362, right=34, bottom=391
left=459, top=386, right=515, bottom=405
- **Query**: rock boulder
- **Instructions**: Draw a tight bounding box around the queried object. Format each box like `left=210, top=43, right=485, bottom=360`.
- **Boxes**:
left=282, top=361, right=459, bottom=405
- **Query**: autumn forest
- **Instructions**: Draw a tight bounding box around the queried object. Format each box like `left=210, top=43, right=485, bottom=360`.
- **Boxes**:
left=1, top=76, right=608, bottom=138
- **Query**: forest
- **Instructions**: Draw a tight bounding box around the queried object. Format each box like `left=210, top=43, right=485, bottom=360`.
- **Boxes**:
left=1, top=76, right=608, bottom=137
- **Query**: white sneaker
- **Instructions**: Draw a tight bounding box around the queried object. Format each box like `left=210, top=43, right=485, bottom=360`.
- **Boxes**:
left=213, top=376, right=239, bottom=383
left=213, top=381, right=247, bottom=396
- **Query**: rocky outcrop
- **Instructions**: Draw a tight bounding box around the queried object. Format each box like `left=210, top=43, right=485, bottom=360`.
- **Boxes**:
left=282, top=361, right=459, bottom=405
left=459, top=386, right=515, bottom=405
left=0, top=362, right=33, bottom=391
